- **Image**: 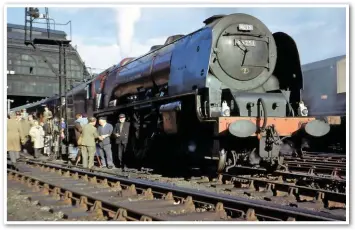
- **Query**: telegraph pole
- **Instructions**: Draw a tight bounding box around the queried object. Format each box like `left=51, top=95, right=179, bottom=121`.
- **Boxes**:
left=7, top=99, right=14, bottom=114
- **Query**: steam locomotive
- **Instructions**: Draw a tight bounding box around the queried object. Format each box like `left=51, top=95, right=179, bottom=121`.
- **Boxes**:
left=14, top=13, right=331, bottom=172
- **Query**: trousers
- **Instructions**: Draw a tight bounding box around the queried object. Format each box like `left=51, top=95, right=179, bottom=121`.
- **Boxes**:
left=44, top=135, right=52, bottom=155
left=118, top=143, right=127, bottom=167
left=8, top=151, right=20, bottom=163
left=99, top=144, right=113, bottom=167
left=81, top=145, right=96, bottom=168
left=34, top=148, right=43, bottom=158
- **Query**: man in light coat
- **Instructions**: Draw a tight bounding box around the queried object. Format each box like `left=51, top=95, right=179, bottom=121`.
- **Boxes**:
left=81, top=117, right=101, bottom=169
left=29, top=120, right=45, bottom=158
left=74, top=114, right=89, bottom=163
left=7, top=112, right=25, bottom=164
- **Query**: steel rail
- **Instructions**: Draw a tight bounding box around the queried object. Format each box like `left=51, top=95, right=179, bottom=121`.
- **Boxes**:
left=7, top=161, right=345, bottom=221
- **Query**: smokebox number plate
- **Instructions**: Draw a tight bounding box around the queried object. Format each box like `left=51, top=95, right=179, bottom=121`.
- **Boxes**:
left=234, top=39, right=256, bottom=47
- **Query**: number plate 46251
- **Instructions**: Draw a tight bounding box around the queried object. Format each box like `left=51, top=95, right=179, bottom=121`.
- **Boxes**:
left=234, top=40, right=256, bottom=47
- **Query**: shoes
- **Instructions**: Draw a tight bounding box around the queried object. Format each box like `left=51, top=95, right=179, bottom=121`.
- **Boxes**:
left=107, top=165, right=114, bottom=169
left=101, top=165, right=107, bottom=169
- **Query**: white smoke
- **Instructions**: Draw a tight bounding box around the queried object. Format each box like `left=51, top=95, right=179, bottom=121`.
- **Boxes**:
left=115, top=7, right=141, bottom=58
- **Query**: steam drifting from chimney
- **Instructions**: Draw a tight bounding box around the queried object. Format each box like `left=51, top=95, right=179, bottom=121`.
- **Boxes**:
left=115, top=7, right=141, bottom=58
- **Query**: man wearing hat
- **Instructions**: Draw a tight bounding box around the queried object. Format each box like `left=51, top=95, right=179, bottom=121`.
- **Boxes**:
left=43, top=106, right=53, bottom=122
left=113, top=113, right=130, bottom=169
left=97, top=116, right=114, bottom=169
left=81, top=117, right=100, bottom=169
left=15, top=111, right=22, bottom=122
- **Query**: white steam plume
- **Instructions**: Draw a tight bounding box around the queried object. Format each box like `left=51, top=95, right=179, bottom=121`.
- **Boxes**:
left=115, top=7, right=141, bottom=58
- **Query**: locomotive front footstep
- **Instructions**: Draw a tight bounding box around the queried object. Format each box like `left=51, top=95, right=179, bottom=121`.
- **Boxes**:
left=228, top=120, right=257, bottom=138
left=304, top=120, right=331, bottom=137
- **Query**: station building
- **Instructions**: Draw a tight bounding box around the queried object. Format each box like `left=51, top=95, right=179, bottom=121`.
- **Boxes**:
left=7, top=23, right=90, bottom=108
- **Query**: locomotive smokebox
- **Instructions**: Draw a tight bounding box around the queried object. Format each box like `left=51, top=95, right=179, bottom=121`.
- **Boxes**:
left=208, top=13, right=278, bottom=91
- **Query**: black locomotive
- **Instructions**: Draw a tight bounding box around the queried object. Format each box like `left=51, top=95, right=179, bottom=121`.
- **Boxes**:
left=13, top=13, right=331, bottom=173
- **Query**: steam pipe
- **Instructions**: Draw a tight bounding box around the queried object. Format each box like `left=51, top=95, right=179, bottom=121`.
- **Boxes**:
left=257, top=98, right=267, bottom=132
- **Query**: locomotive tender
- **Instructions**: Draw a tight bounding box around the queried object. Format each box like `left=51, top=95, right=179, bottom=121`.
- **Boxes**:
left=14, top=13, right=331, bottom=172
left=301, top=55, right=346, bottom=153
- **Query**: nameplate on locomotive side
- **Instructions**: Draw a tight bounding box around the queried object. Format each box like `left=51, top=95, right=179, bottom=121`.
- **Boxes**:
left=108, top=100, right=117, bottom=107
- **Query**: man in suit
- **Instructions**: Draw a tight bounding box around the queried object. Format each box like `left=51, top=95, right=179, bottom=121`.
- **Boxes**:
left=43, top=106, right=53, bottom=122
left=113, top=114, right=130, bottom=169
left=43, top=118, right=53, bottom=156
left=81, top=117, right=101, bottom=169
left=97, top=116, right=114, bottom=169
left=73, top=114, right=88, bottom=163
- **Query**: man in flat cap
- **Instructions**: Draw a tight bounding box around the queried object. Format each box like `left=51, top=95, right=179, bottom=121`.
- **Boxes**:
left=43, top=106, right=53, bottom=123
left=97, top=116, right=114, bottom=169
left=81, top=117, right=100, bottom=169
left=113, top=113, right=130, bottom=169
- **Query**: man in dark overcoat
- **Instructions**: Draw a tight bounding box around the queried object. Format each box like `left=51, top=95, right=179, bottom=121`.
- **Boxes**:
left=113, top=114, right=130, bottom=169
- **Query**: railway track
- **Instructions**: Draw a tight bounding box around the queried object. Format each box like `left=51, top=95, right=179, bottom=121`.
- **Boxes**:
left=285, top=156, right=346, bottom=164
left=7, top=160, right=346, bottom=221
left=17, top=152, right=346, bottom=193
left=282, top=152, right=346, bottom=178
left=282, top=162, right=345, bottom=178
left=208, top=174, right=345, bottom=209
left=227, top=165, right=345, bottom=191
left=21, top=156, right=346, bottom=192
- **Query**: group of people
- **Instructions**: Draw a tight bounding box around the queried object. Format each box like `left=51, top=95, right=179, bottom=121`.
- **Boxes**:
left=7, top=105, right=131, bottom=170
left=74, top=113, right=130, bottom=170
left=7, top=106, right=66, bottom=164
